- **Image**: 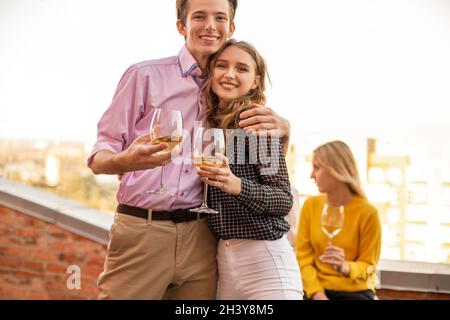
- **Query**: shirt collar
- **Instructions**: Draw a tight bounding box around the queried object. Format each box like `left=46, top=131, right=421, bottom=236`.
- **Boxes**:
left=178, top=45, right=202, bottom=78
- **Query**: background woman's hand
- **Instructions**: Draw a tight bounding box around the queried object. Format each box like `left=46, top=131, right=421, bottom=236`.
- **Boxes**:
left=311, top=291, right=329, bottom=300
left=196, top=154, right=242, bottom=196
left=319, top=242, right=350, bottom=276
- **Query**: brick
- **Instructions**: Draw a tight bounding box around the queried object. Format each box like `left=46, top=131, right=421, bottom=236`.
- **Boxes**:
left=26, top=218, right=50, bottom=229
left=15, top=229, right=39, bottom=243
left=0, top=206, right=16, bottom=217
left=0, top=268, right=36, bottom=279
left=25, top=291, right=50, bottom=300
left=22, top=261, right=46, bottom=272
left=81, top=275, right=100, bottom=284
left=82, top=266, right=103, bottom=277
left=49, top=232, right=68, bottom=240
left=71, top=234, right=90, bottom=242
left=1, top=246, right=30, bottom=258
left=6, top=270, right=35, bottom=279
left=46, top=280, right=67, bottom=291
left=0, top=256, right=22, bottom=268
left=0, top=276, right=16, bottom=287
left=0, top=228, right=13, bottom=236
left=66, top=294, right=89, bottom=300
left=377, top=289, right=450, bottom=300
left=68, top=244, right=98, bottom=255
left=78, top=288, right=99, bottom=297
left=0, top=206, right=13, bottom=213
left=86, top=257, right=105, bottom=267
left=0, top=210, right=27, bottom=227
left=0, top=286, right=25, bottom=299
left=2, top=235, right=37, bottom=245
left=31, top=250, right=58, bottom=261
left=30, top=279, right=46, bottom=291
left=1, top=274, right=31, bottom=286
left=47, top=263, right=67, bottom=273
left=16, top=228, right=39, bottom=238
left=47, top=291, right=71, bottom=300
left=50, top=242, right=77, bottom=252
left=57, top=252, right=84, bottom=264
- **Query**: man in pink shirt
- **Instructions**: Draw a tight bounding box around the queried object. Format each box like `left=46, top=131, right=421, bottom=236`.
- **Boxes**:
left=88, top=0, right=291, bottom=300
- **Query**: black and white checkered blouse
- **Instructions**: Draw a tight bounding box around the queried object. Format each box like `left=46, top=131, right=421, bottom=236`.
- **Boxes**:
left=207, top=130, right=293, bottom=240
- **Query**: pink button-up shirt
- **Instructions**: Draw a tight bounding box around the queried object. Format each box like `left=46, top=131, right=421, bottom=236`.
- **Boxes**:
left=88, top=46, right=204, bottom=210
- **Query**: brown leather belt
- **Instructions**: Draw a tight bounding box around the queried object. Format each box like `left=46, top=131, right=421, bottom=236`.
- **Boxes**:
left=116, top=204, right=207, bottom=224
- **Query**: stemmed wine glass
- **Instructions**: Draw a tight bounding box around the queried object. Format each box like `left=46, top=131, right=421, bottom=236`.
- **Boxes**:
left=190, top=127, right=225, bottom=214
left=321, top=200, right=344, bottom=243
left=147, top=107, right=183, bottom=196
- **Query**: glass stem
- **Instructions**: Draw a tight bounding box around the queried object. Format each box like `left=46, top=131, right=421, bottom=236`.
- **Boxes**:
left=160, top=165, right=165, bottom=188
left=202, top=182, right=209, bottom=207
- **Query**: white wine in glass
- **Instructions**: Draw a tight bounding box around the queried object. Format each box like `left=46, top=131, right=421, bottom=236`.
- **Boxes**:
left=190, top=127, right=225, bottom=214
left=148, top=107, right=183, bottom=196
left=192, top=155, right=224, bottom=168
left=321, top=202, right=344, bottom=241
left=151, top=135, right=183, bottom=153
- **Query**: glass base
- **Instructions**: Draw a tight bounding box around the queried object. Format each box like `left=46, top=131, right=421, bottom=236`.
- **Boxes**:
left=147, top=187, right=174, bottom=196
left=190, top=205, right=218, bottom=214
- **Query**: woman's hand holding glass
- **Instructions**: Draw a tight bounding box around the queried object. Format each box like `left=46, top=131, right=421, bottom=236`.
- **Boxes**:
left=319, top=201, right=349, bottom=275
left=319, top=243, right=350, bottom=276
left=190, top=128, right=226, bottom=214
left=197, top=153, right=241, bottom=196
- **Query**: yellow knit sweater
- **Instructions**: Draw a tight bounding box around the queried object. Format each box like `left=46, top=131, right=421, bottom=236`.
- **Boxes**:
left=295, top=195, right=382, bottom=298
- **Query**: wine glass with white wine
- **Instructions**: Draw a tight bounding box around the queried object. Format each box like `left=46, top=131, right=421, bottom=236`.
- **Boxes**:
left=321, top=201, right=344, bottom=243
left=190, top=127, right=225, bottom=214
left=148, top=107, right=183, bottom=196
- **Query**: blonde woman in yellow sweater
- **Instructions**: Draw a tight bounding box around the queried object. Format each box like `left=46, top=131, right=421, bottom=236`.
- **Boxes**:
left=295, top=140, right=382, bottom=300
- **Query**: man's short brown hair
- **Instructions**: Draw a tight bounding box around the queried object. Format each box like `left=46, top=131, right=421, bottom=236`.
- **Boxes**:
left=176, top=0, right=238, bottom=26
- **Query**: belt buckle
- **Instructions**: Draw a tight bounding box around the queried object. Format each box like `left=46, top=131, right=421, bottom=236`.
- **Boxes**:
left=172, top=210, right=186, bottom=223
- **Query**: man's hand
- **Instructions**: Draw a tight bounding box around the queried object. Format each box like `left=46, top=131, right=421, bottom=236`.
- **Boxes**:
left=238, top=104, right=291, bottom=154
left=89, top=134, right=172, bottom=175
left=239, top=104, right=291, bottom=137
left=319, top=242, right=350, bottom=277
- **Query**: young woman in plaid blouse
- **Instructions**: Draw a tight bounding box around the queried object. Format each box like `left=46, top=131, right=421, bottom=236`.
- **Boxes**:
left=196, top=39, right=303, bottom=299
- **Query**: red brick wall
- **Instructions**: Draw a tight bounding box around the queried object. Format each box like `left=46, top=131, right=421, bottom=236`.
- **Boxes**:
left=0, top=205, right=106, bottom=300
left=377, top=289, right=450, bottom=300
left=3, top=205, right=449, bottom=301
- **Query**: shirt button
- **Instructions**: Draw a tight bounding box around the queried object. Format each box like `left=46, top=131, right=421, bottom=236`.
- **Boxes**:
left=184, top=169, right=189, bottom=174
left=180, top=192, right=185, bottom=196
left=225, top=241, right=230, bottom=247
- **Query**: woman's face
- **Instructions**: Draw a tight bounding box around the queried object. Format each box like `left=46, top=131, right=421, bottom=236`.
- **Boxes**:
left=310, top=156, right=339, bottom=194
left=211, top=45, right=259, bottom=103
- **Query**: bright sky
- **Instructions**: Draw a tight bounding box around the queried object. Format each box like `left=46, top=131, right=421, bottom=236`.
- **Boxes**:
left=0, top=0, right=449, bottom=147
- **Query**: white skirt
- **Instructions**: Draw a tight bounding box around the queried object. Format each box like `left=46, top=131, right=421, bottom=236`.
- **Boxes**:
left=217, top=235, right=304, bottom=300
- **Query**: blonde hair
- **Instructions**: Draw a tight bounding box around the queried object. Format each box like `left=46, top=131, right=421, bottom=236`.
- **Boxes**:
left=313, top=140, right=366, bottom=198
left=203, top=39, right=269, bottom=129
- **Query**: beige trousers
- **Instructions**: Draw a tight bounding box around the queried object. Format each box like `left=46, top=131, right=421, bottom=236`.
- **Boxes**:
left=97, top=212, right=218, bottom=300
